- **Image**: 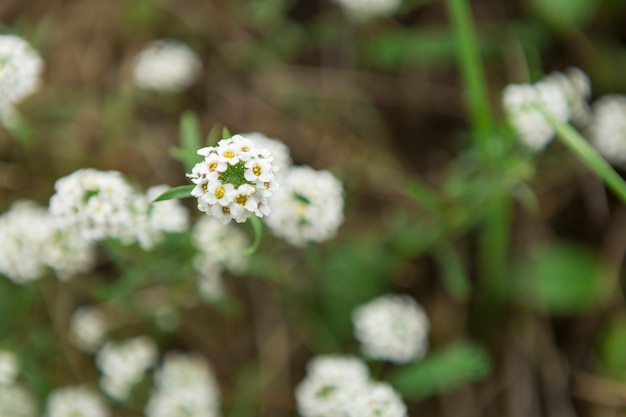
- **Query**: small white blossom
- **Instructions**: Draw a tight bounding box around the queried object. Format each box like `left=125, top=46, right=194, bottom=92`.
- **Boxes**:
left=187, top=134, right=278, bottom=224
left=241, top=132, right=292, bottom=175
left=70, top=306, right=111, bottom=353
left=45, top=386, right=109, bottom=417
left=265, top=166, right=344, bottom=247
left=588, top=95, right=626, bottom=165
left=96, top=336, right=158, bottom=401
left=349, top=382, right=407, bottom=417
left=146, top=353, right=221, bottom=417
left=0, top=350, right=19, bottom=385
left=332, top=0, right=402, bottom=21
left=0, top=34, right=43, bottom=127
left=544, top=67, right=591, bottom=126
left=133, top=39, right=202, bottom=93
left=352, top=294, right=429, bottom=363
left=0, top=384, right=36, bottom=417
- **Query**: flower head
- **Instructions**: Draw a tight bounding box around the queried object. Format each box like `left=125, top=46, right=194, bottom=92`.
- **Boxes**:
left=187, top=134, right=278, bottom=224
left=70, top=306, right=111, bottom=353
left=0, top=384, right=36, bottom=417
left=45, top=386, right=109, bottom=417
left=264, top=166, right=344, bottom=247
left=352, top=294, right=429, bottom=363
left=588, top=95, right=626, bottom=165
left=0, top=350, right=19, bottom=385
left=133, top=39, right=202, bottom=93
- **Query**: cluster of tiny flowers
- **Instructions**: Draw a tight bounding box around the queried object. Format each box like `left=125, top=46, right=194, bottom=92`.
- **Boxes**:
left=265, top=166, right=344, bottom=247
left=332, top=0, right=402, bottom=21
left=96, top=336, right=158, bottom=400
left=49, top=169, right=188, bottom=248
left=187, top=134, right=278, bottom=224
left=45, top=386, right=109, bottom=417
left=133, top=39, right=202, bottom=93
left=352, top=294, right=429, bottom=363
left=0, top=349, right=19, bottom=385
left=192, top=216, right=249, bottom=302
left=587, top=95, right=626, bottom=165
left=70, top=306, right=111, bottom=353
left=0, top=384, right=36, bottom=417
left=0, top=201, right=95, bottom=284
left=296, top=355, right=407, bottom=417
left=146, top=353, right=221, bottom=417
left=242, top=132, right=293, bottom=176
left=502, top=67, right=591, bottom=151
left=0, top=34, right=43, bottom=127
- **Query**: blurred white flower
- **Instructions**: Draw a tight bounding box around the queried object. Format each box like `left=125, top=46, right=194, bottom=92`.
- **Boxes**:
left=0, top=384, right=36, bottom=417
left=0, top=350, right=19, bottom=385
left=96, top=336, right=158, bottom=401
left=265, top=165, right=344, bottom=247
left=241, top=132, right=292, bottom=175
left=146, top=352, right=221, bottom=417
left=544, top=67, right=591, bottom=126
left=133, top=39, right=202, bottom=93
left=45, top=386, right=109, bottom=417
left=70, top=306, right=111, bottom=353
left=0, top=34, right=43, bottom=127
left=332, top=0, right=402, bottom=21
left=588, top=95, right=626, bottom=165
left=352, top=294, right=429, bottom=363
left=349, top=382, right=407, bottom=417
left=187, top=135, right=279, bottom=224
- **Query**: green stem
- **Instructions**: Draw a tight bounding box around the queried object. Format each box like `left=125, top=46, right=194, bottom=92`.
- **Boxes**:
left=245, top=215, right=263, bottom=255
left=478, top=196, right=510, bottom=300
left=444, top=0, right=493, bottom=150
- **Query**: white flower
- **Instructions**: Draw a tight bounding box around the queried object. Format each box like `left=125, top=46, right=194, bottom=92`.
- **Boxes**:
left=0, top=384, right=36, bottom=417
left=187, top=134, right=278, bottom=224
left=45, top=386, right=109, bottom=417
left=0, top=350, right=19, bottom=385
left=70, top=306, right=110, bottom=353
left=0, top=34, right=43, bottom=127
left=146, top=353, right=221, bottom=417
left=44, top=217, right=96, bottom=281
left=349, top=382, right=407, bottom=417
left=133, top=39, right=202, bottom=93
left=241, top=132, right=292, bottom=175
left=544, top=67, right=591, bottom=126
left=264, top=166, right=344, bottom=247
left=296, top=355, right=370, bottom=417
left=588, top=95, right=626, bottom=165
left=332, top=0, right=402, bottom=21
left=352, top=294, right=429, bottom=363
left=96, top=336, right=158, bottom=400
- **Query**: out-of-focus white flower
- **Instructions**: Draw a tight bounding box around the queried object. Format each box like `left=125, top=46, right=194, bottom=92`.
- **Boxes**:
left=241, top=132, right=292, bottom=175
left=544, top=67, right=591, bottom=126
left=588, top=95, right=626, bottom=165
left=0, top=201, right=50, bottom=283
left=146, top=352, right=221, bottom=417
left=70, top=306, right=111, bottom=353
left=296, top=355, right=370, bottom=417
left=44, top=217, right=96, bottom=281
left=332, top=0, right=402, bottom=21
left=0, top=350, right=19, bottom=385
left=349, top=382, right=407, bottom=417
left=265, top=166, right=344, bottom=247
left=96, top=336, right=158, bottom=401
left=0, top=384, right=36, bottom=417
left=133, top=39, right=202, bottom=93
left=45, top=386, right=109, bottom=417
left=352, top=294, right=429, bottom=363
left=0, top=34, right=43, bottom=127
left=187, top=134, right=279, bottom=224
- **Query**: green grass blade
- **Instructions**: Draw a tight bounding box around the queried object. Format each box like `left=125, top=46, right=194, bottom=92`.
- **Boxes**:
left=152, top=184, right=195, bottom=202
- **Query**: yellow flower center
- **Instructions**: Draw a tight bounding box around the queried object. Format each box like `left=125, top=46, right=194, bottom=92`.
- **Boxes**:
left=223, top=151, right=235, bottom=158
left=241, top=145, right=250, bottom=152
left=234, top=194, right=249, bottom=205
left=222, top=206, right=230, bottom=214
left=253, top=165, right=262, bottom=176
left=208, top=162, right=218, bottom=172
left=215, top=186, right=225, bottom=199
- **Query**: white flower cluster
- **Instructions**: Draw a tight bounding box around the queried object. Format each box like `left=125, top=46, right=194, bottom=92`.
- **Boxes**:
left=96, top=336, right=158, bottom=400
left=265, top=166, right=344, bottom=247
left=192, top=216, right=249, bottom=302
left=49, top=169, right=188, bottom=249
left=242, top=132, right=293, bottom=176
left=332, top=0, right=402, bottom=21
left=352, top=294, right=429, bottom=363
left=0, top=201, right=96, bottom=284
left=0, top=34, right=43, bottom=127
left=502, top=67, right=591, bottom=151
left=587, top=95, right=626, bottom=165
left=70, top=306, right=111, bottom=353
left=45, top=386, right=109, bottom=417
left=0, top=384, right=36, bottom=417
left=146, top=353, right=221, bottom=417
left=187, top=134, right=279, bottom=224
left=0, top=349, right=19, bottom=385
left=296, top=355, right=407, bottom=417
left=133, top=39, right=202, bottom=93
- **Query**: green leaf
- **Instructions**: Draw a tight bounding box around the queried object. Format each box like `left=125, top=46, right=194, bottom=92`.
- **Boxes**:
left=514, top=241, right=607, bottom=315
left=152, top=184, right=194, bottom=202
left=389, top=342, right=491, bottom=399
left=598, top=314, right=626, bottom=380
left=206, top=124, right=222, bottom=147
left=170, top=112, right=202, bottom=171
left=222, top=126, right=231, bottom=139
